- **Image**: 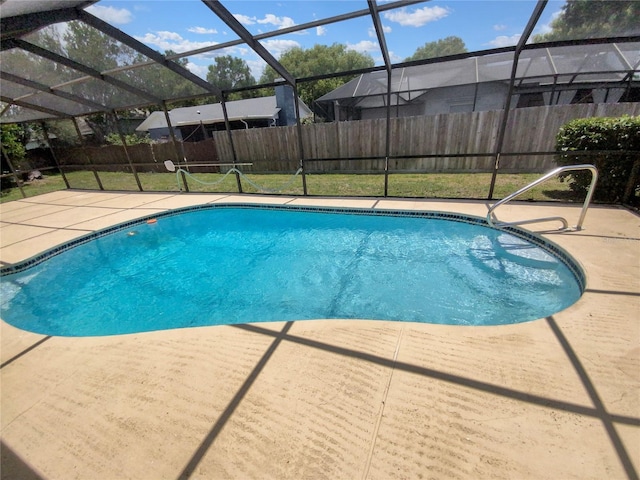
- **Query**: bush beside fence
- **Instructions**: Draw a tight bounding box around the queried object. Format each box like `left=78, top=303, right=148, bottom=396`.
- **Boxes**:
left=556, top=115, right=640, bottom=204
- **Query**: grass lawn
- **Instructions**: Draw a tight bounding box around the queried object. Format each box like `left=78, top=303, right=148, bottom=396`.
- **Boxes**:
left=0, top=169, right=579, bottom=204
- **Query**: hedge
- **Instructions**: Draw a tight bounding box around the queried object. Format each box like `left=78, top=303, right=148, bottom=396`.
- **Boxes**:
left=555, top=115, right=640, bottom=204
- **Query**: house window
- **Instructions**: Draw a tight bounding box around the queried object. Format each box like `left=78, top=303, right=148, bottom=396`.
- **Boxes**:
left=620, top=87, right=640, bottom=103
left=571, top=89, right=594, bottom=104
left=516, top=92, right=545, bottom=108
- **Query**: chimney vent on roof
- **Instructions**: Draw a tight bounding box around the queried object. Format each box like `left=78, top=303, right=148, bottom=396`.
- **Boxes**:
left=275, top=83, right=296, bottom=126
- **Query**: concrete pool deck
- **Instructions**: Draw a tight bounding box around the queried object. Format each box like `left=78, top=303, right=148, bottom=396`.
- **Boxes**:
left=1, top=190, right=638, bottom=479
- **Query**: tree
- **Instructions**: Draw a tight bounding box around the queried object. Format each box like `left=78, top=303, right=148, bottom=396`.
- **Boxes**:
left=1, top=124, right=28, bottom=190
left=105, top=132, right=151, bottom=146
left=0, top=27, right=75, bottom=87
left=533, top=0, right=640, bottom=42
left=207, top=55, right=256, bottom=100
left=1, top=124, right=27, bottom=165
left=136, top=50, right=204, bottom=107
left=62, top=21, right=130, bottom=108
left=62, top=23, right=203, bottom=134
left=64, top=22, right=203, bottom=107
left=45, top=120, right=84, bottom=146
left=259, top=43, right=374, bottom=110
left=64, top=21, right=124, bottom=70
left=404, top=36, right=467, bottom=62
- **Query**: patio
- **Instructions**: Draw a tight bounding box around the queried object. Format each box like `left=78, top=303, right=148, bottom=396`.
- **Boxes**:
left=1, top=191, right=639, bottom=479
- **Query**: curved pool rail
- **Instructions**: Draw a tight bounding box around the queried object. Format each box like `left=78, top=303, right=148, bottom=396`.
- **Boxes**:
left=487, top=164, right=598, bottom=231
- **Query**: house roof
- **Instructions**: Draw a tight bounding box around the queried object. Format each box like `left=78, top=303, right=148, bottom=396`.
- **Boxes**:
left=317, top=41, right=640, bottom=105
left=135, top=95, right=312, bottom=132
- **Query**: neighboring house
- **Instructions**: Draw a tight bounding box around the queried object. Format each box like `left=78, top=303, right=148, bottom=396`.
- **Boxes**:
left=317, top=42, right=639, bottom=121
left=136, top=86, right=312, bottom=142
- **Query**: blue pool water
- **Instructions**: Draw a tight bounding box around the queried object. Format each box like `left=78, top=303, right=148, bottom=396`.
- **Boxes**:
left=0, top=206, right=583, bottom=336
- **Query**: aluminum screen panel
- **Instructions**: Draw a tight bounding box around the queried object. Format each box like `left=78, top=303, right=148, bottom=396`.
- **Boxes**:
left=0, top=80, right=37, bottom=99
left=404, top=57, right=478, bottom=89
left=549, top=44, right=632, bottom=75
left=0, top=48, right=80, bottom=86
left=477, top=52, right=514, bottom=82
left=617, top=42, right=640, bottom=69
left=54, top=78, right=151, bottom=110
left=110, top=64, right=209, bottom=102
left=0, top=104, right=58, bottom=123
left=22, top=20, right=148, bottom=72
left=0, top=0, right=95, bottom=19
left=8, top=90, right=97, bottom=117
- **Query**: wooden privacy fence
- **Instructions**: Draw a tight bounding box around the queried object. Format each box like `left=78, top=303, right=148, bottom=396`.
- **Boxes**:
left=55, top=139, right=219, bottom=172
left=212, top=102, right=639, bottom=173
left=53, top=102, right=638, bottom=174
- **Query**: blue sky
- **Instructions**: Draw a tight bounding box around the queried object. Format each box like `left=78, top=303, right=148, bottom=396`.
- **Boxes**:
left=86, top=0, right=566, bottom=80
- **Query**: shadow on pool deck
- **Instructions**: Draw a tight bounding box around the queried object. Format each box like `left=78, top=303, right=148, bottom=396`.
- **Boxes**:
left=0, top=336, right=52, bottom=369
left=0, top=439, right=44, bottom=480
left=1, top=191, right=638, bottom=479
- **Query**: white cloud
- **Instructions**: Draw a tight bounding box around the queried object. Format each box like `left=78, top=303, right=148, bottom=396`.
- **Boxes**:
left=347, top=40, right=379, bottom=54
left=188, top=27, right=218, bottom=34
left=383, top=6, right=449, bottom=27
left=535, top=9, right=563, bottom=36
left=186, top=62, right=209, bottom=79
left=368, top=25, right=392, bottom=38
left=260, top=39, right=301, bottom=58
left=257, top=14, right=296, bottom=29
left=388, top=51, right=402, bottom=63
left=493, top=24, right=507, bottom=31
left=215, top=45, right=251, bottom=58
left=135, top=31, right=215, bottom=54
left=373, top=50, right=402, bottom=64
left=234, top=13, right=255, bottom=25
left=234, top=13, right=296, bottom=30
left=86, top=5, right=133, bottom=24
left=150, top=30, right=182, bottom=42
left=486, top=34, right=521, bottom=48
left=246, top=58, right=267, bottom=80
left=316, top=26, right=327, bottom=36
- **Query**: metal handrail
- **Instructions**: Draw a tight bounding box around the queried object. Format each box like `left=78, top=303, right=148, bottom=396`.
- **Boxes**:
left=487, top=164, right=598, bottom=231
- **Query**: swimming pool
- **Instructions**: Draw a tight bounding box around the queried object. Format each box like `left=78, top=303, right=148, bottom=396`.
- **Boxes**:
left=0, top=204, right=584, bottom=336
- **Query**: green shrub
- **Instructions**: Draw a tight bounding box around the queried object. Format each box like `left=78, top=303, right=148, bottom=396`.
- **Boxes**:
left=105, top=132, right=151, bottom=146
left=555, top=115, right=640, bottom=204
